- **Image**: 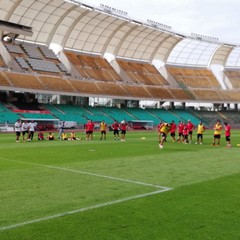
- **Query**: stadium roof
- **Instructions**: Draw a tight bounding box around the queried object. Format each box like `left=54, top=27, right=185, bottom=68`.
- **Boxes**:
left=0, top=0, right=238, bottom=67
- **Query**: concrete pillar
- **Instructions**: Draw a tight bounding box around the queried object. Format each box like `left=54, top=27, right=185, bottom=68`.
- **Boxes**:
left=182, top=102, right=186, bottom=110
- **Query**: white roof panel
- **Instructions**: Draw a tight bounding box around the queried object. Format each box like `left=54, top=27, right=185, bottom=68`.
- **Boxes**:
left=167, top=38, right=219, bottom=66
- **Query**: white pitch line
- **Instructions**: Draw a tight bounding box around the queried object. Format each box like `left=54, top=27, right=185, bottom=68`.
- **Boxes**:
left=0, top=158, right=169, bottom=189
left=0, top=188, right=171, bottom=231
left=0, top=157, right=172, bottom=231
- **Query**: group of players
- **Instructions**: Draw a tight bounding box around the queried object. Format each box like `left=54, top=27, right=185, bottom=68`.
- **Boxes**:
left=14, top=119, right=38, bottom=142
left=84, top=119, right=128, bottom=141
left=157, top=119, right=232, bottom=149
left=14, top=118, right=231, bottom=148
left=14, top=119, right=128, bottom=142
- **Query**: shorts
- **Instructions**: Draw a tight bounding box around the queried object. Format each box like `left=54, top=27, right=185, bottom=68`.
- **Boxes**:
left=161, top=132, right=167, bottom=138
left=189, top=131, right=193, bottom=135
left=214, top=134, right=221, bottom=139
left=178, top=133, right=183, bottom=137
left=121, top=130, right=126, bottom=135
left=101, top=131, right=106, bottom=134
left=22, top=131, right=28, bottom=136
left=225, top=136, right=230, bottom=141
left=197, top=134, right=203, bottom=139
left=171, top=133, right=175, bottom=137
left=113, top=129, right=119, bottom=135
left=16, top=131, right=21, bottom=136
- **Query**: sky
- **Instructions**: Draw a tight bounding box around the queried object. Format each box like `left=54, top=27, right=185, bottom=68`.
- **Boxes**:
left=82, top=0, right=240, bottom=45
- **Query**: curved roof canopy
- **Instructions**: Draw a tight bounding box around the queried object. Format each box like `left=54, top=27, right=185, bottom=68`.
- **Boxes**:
left=225, top=47, right=240, bottom=68
left=0, top=0, right=182, bottom=62
left=0, top=0, right=237, bottom=66
left=167, top=38, right=220, bottom=67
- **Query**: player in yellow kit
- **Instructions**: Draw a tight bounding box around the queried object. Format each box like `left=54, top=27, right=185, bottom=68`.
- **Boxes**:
left=159, top=122, right=172, bottom=149
left=100, top=120, right=107, bottom=140
left=212, top=120, right=222, bottom=146
left=195, top=121, right=206, bottom=144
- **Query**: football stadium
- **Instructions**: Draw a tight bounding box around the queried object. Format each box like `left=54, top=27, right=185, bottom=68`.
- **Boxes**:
left=0, top=0, right=240, bottom=239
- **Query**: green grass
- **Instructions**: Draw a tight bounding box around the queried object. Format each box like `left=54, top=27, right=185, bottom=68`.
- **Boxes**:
left=0, top=130, right=240, bottom=239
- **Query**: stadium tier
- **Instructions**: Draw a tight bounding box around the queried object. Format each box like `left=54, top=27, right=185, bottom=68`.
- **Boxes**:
left=170, top=110, right=201, bottom=125
left=0, top=38, right=239, bottom=103
left=166, top=65, right=221, bottom=89
left=116, top=59, right=168, bottom=85
left=224, top=69, right=240, bottom=88
left=97, top=106, right=135, bottom=123
left=124, top=107, right=160, bottom=125
left=4, top=42, right=68, bottom=75
left=0, top=102, right=19, bottom=124
left=0, top=54, right=6, bottom=68
left=146, top=108, right=182, bottom=123
left=65, top=51, right=121, bottom=82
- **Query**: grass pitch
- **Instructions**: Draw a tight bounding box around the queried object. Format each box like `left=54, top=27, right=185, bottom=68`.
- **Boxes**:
left=0, top=130, right=240, bottom=239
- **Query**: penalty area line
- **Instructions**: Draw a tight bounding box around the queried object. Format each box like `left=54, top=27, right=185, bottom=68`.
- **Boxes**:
left=0, top=157, right=169, bottom=189
left=0, top=188, right=172, bottom=231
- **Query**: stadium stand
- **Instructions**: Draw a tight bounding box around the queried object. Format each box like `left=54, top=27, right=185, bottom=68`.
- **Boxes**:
left=219, top=90, right=240, bottom=102
left=96, top=82, right=128, bottom=97
left=169, top=88, right=194, bottom=100
left=125, top=107, right=160, bottom=125
left=146, top=108, right=182, bottom=123
left=3, top=42, right=68, bottom=75
left=65, top=51, right=121, bottom=82
left=0, top=72, right=11, bottom=86
left=195, top=111, right=223, bottom=128
left=121, top=85, right=152, bottom=98
left=38, top=76, right=74, bottom=92
left=69, top=79, right=100, bottom=95
left=21, top=113, right=55, bottom=120
left=98, top=106, right=135, bottom=123
left=190, top=89, right=223, bottom=101
left=84, top=106, right=113, bottom=124
left=44, top=104, right=88, bottom=123
left=224, top=69, right=240, bottom=88
left=0, top=102, right=19, bottom=124
left=170, top=109, right=200, bottom=125
left=0, top=54, right=6, bottom=67
left=144, top=86, right=173, bottom=99
left=166, top=66, right=221, bottom=88
left=3, top=72, right=44, bottom=90
left=117, top=59, right=168, bottom=85
left=217, top=111, right=240, bottom=128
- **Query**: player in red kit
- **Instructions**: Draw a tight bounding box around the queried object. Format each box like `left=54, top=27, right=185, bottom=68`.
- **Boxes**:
left=224, top=122, right=231, bottom=148
left=170, top=120, right=177, bottom=142
left=120, top=120, right=128, bottom=141
left=85, top=119, right=95, bottom=140
left=177, top=121, right=184, bottom=143
left=182, top=123, right=189, bottom=144
left=186, top=119, right=194, bottom=143
left=112, top=120, right=120, bottom=140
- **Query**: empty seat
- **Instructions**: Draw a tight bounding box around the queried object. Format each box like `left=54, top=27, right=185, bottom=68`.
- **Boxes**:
left=65, top=51, right=121, bottom=82
left=15, top=57, right=30, bottom=69
left=21, top=43, right=43, bottom=59
left=117, top=59, right=168, bottom=86
left=5, top=44, right=24, bottom=54
left=28, top=59, right=60, bottom=73
left=167, top=66, right=221, bottom=88
left=4, top=72, right=44, bottom=90
left=39, top=45, right=58, bottom=59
